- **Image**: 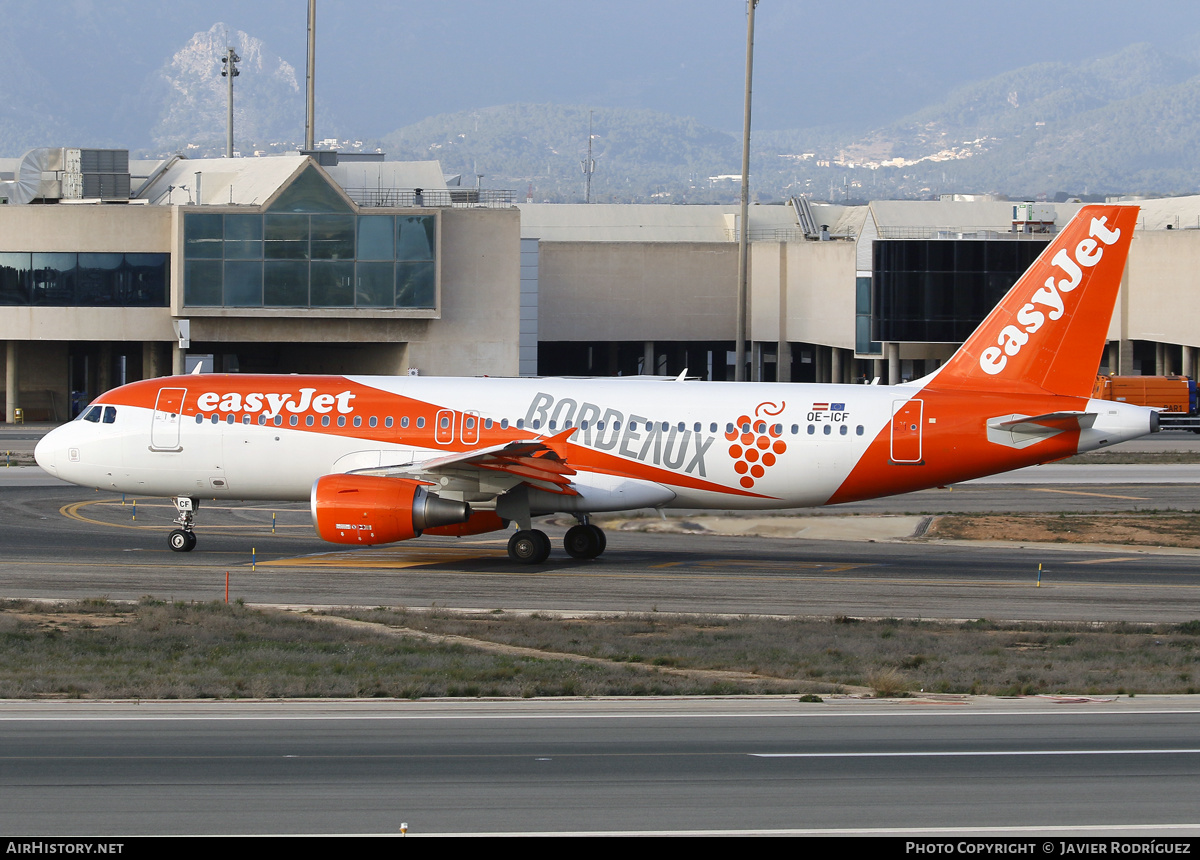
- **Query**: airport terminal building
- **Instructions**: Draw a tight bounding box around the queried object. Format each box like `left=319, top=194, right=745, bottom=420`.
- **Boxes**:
left=1, top=147, right=1197, bottom=421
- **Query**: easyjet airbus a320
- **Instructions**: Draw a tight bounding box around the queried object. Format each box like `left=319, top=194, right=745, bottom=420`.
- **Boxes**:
left=36, top=204, right=1156, bottom=563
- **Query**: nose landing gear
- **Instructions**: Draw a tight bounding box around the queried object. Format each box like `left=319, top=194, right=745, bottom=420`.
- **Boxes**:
left=168, top=497, right=199, bottom=552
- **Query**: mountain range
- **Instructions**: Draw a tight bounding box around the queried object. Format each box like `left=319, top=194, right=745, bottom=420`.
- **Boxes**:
left=3, top=20, right=1200, bottom=202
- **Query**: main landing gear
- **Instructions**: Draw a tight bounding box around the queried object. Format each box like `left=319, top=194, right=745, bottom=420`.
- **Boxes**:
left=505, top=520, right=608, bottom=564
left=564, top=523, right=606, bottom=560
left=168, top=496, right=199, bottom=553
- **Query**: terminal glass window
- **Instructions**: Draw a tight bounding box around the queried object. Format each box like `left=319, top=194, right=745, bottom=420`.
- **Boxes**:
left=182, top=165, right=437, bottom=310
left=0, top=252, right=168, bottom=307
left=872, top=239, right=1048, bottom=343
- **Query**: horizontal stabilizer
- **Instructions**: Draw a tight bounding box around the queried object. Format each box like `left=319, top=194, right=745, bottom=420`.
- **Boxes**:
left=986, top=411, right=1096, bottom=450
left=989, top=411, right=1097, bottom=435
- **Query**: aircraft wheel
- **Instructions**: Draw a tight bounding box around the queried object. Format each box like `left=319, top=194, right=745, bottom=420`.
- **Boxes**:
left=586, top=524, right=607, bottom=556
left=168, top=529, right=195, bottom=553
left=508, top=529, right=551, bottom=564
left=564, top=524, right=605, bottom=559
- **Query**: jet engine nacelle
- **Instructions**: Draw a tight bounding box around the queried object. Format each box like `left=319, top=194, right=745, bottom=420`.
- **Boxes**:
left=311, top=474, right=471, bottom=545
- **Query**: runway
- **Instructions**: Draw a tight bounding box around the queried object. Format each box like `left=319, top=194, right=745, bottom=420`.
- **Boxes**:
left=2, top=697, right=1199, bottom=836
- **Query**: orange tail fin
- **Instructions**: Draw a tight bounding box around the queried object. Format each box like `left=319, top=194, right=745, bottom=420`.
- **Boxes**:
left=928, top=204, right=1139, bottom=397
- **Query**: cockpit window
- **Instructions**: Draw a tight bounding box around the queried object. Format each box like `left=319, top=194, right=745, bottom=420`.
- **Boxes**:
left=102, top=406, right=117, bottom=424
left=81, top=405, right=102, bottom=423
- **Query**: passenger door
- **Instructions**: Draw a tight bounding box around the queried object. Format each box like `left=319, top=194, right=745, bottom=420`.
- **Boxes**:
left=150, top=387, right=187, bottom=451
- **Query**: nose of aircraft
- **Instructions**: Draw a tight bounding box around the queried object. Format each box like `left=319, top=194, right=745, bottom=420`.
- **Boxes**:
left=34, top=429, right=58, bottom=477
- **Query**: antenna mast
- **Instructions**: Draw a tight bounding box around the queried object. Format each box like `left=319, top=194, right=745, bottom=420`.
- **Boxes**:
left=221, top=46, right=241, bottom=158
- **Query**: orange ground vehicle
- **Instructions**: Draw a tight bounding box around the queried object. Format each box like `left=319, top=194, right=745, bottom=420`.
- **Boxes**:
left=1092, top=375, right=1199, bottom=430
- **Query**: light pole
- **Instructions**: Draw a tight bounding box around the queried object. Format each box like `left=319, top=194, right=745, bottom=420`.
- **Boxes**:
left=735, top=0, right=758, bottom=381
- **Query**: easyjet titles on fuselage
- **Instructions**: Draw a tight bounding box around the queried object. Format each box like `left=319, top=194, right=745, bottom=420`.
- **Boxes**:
left=194, top=387, right=356, bottom=418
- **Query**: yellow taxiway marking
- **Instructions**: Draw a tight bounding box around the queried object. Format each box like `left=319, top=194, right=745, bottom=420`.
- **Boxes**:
left=61, top=499, right=310, bottom=532
left=61, top=500, right=161, bottom=531
left=257, top=546, right=504, bottom=569
left=1065, top=557, right=1142, bottom=565
left=1030, top=488, right=1150, bottom=501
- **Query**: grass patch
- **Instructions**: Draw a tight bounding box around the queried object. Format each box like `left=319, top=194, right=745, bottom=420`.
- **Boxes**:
left=925, top=513, right=1200, bottom=547
left=1060, top=451, right=1200, bottom=465
left=4, top=600, right=1200, bottom=699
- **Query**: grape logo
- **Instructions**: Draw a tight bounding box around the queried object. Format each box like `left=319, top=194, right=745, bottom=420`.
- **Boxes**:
left=725, top=401, right=788, bottom=489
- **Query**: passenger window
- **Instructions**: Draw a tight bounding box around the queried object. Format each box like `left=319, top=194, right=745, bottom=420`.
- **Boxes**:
left=306, top=415, right=314, bottom=427
left=516, top=419, right=524, bottom=430
left=258, top=414, right=267, bottom=426
left=549, top=420, right=556, bottom=430
left=823, top=425, right=831, bottom=435
left=273, top=415, right=282, bottom=426
left=211, top=415, right=220, bottom=424
left=289, top=416, right=298, bottom=427
left=400, top=416, right=409, bottom=428
left=856, top=425, right=864, bottom=436
left=337, top=416, right=346, bottom=427
left=416, top=417, right=425, bottom=429
left=791, top=424, right=799, bottom=435
left=243, top=415, right=251, bottom=425
left=839, top=424, right=847, bottom=435
left=353, top=416, right=362, bottom=427
left=500, top=418, right=509, bottom=429
left=484, top=418, right=492, bottom=430
left=369, top=416, right=377, bottom=428
left=441, top=416, right=450, bottom=429
left=321, top=416, right=330, bottom=427
left=384, top=417, right=393, bottom=428
left=693, top=423, right=700, bottom=432
left=195, top=414, right=204, bottom=424
left=227, top=415, right=235, bottom=425
left=807, top=425, right=816, bottom=435
left=710, top=423, right=718, bottom=433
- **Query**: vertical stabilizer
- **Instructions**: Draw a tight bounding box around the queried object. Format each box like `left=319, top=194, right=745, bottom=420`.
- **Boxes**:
left=927, top=204, right=1139, bottom=397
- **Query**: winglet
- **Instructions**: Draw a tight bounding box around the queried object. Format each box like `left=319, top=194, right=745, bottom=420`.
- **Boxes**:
left=542, top=426, right=578, bottom=458
left=928, top=204, right=1139, bottom=397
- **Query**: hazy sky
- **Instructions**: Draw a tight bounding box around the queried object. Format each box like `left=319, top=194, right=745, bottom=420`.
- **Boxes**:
left=9, top=1, right=1200, bottom=138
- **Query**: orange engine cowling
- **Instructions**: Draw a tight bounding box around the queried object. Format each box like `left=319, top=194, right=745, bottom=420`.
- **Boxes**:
left=311, top=474, right=471, bottom=545
left=422, top=510, right=509, bottom=537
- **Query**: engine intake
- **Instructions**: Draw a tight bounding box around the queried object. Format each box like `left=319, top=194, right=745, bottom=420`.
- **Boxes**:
left=311, top=474, right=471, bottom=545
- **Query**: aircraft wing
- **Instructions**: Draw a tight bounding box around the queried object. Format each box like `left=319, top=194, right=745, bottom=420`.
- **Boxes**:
left=349, top=427, right=580, bottom=496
